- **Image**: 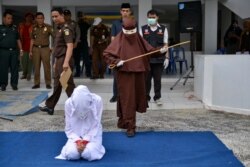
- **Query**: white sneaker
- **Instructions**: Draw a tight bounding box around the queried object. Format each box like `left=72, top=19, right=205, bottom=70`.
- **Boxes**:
left=155, top=99, right=162, bottom=105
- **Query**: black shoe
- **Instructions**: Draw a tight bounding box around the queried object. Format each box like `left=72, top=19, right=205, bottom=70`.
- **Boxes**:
left=1, top=85, right=6, bottom=91
left=109, top=96, right=117, bottom=103
left=20, top=75, right=26, bottom=79
left=32, top=85, right=40, bottom=89
left=46, top=85, right=52, bottom=89
left=39, top=106, right=54, bottom=115
left=126, top=129, right=135, bottom=137
left=11, top=85, right=18, bottom=90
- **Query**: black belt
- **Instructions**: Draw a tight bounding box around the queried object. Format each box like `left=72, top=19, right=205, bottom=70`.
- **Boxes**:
left=33, top=45, right=49, bottom=48
left=0, top=47, right=16, bottom=51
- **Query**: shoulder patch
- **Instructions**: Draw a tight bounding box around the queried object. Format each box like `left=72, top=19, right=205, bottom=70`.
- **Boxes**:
left=64, top=29, right=69, bottom=36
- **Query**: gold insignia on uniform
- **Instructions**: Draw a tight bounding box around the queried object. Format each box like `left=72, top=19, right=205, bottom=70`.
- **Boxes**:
left=64, top=29, right=69, bottom=36
left=44, top=27, right=47, bottom=31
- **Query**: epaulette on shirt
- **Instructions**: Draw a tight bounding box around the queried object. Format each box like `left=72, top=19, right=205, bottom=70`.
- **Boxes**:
left=63, top=24, right=70, bottom=36
left=64, top=24, right=69, bottom=28
left=71, top=21, right=76, bottom=26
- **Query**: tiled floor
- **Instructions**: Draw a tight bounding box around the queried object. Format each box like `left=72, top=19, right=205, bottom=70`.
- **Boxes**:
left=14, top=73, right=203, bottom=111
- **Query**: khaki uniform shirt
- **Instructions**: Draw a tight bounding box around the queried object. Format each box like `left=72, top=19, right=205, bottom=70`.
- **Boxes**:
left=31, top=23, right=54, bottom=46
left=53, top=24, right=73, bottom=58
left=90, top=24, right=110, bottom=47
left=67, top=20, right=80, bottom=43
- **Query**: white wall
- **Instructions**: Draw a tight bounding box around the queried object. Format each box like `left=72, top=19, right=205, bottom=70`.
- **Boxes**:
left=220, top=0, right=250, bottom=19
left=194, top=54, right=250, bottom=115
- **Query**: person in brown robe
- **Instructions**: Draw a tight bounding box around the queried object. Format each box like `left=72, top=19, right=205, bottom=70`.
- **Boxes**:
left=103, top=17, right=168, bottom=137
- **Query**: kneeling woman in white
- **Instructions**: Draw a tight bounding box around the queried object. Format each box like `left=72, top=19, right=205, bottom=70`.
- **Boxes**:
left=55, top=85, right=105, bottom=161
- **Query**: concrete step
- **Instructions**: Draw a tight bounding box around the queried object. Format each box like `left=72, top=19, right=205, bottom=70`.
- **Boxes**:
left=17, top=77, right=203, bottom=111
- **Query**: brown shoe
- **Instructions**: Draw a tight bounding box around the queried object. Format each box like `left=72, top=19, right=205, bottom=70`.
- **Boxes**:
left=126, top=129, right=135, bottom=137
left=117, top=122, right=128, bottom=129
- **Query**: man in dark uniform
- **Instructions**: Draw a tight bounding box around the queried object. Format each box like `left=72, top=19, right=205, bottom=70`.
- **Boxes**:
left=0, top=11, right=23, bottom=91
left=75, top=12, right=91, bottom=78
left=90, top=17, right=110, bottom=79
left=30, top=12, right=54, bottom=89
left=39, top=7, right=75, bottom=115
left=141, top=9, right=169, bottom=105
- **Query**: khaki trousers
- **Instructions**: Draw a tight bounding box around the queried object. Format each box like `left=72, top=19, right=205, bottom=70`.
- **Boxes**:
left=32, top=47, right=51, bottom=85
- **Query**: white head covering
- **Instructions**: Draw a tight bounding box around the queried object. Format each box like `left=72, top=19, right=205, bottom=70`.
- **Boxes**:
left=93, top=17, right=102, bottom=26
left=68, top=85, right=93, bottom=119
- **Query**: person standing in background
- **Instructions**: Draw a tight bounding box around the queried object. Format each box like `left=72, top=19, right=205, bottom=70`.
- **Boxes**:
left=74, top=12, right=91, bottom=78
left=239, top=19, right=250, bottom=54
left=109, top=2, right=132, bottom=103
left=0, top=11, right=23, bottom=91
left=90, top=17, right=110, bottom=79
left=39, top=7, right=75, bottom=115
left=63, top=9, right=81, bottom=77
left=224, top=20, right=242, bottom=54
left=30, top=12, right=54, bottom=89
left=141, top=9, right=169, bottom=105
left=18, top=12, right=34, bottom=81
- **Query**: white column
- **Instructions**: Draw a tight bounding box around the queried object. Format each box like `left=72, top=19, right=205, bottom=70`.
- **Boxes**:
left=138, top=0, right=152, bottom=29
left=204, top=0, right=218, bottom=54
left=37, top=0, right=52, bottom=24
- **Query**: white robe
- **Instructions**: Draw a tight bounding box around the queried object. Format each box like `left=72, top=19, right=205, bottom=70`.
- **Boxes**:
left=55, top=85, right=105, bottom=161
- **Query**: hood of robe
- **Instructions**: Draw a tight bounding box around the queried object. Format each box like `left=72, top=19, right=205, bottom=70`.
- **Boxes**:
left=103, top=17, right=156, bottom=72
left=68, top=85, right=94, bottom=120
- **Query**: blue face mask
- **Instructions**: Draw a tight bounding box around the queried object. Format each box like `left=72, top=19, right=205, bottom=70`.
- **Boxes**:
left=147, top=18, right=157, bottom=25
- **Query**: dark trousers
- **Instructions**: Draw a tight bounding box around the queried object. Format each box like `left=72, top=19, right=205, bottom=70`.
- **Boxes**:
left=92, top=45, right=106, bottom=78
left=146, top=63, right=163, bottom=101
left=112, top=70, right=118, bottom=98
left=45, top=56, right=75, bottom=109
left=0, top=49, right=19, bottom=87
left=74, top=42, right=91, bottom=77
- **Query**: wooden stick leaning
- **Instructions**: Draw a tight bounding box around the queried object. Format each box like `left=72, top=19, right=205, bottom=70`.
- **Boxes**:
left=109, top=40, right=190, bottom=69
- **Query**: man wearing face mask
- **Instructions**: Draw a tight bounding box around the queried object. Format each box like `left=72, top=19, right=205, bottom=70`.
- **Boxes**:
left=140, top=9, right=169, bottom=105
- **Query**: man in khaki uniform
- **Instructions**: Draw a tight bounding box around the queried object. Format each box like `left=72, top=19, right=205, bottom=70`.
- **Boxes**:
left=63, top=10, right=81, bottom=48
left=39, top=7, right=75, bottom=115
left=30, top=12, right=54, bottom=89
left=90, top=17, right=110, bottom=79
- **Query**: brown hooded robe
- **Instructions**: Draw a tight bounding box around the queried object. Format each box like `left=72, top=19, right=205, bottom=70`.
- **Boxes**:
left=103, top=18, right=159, bottom=131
